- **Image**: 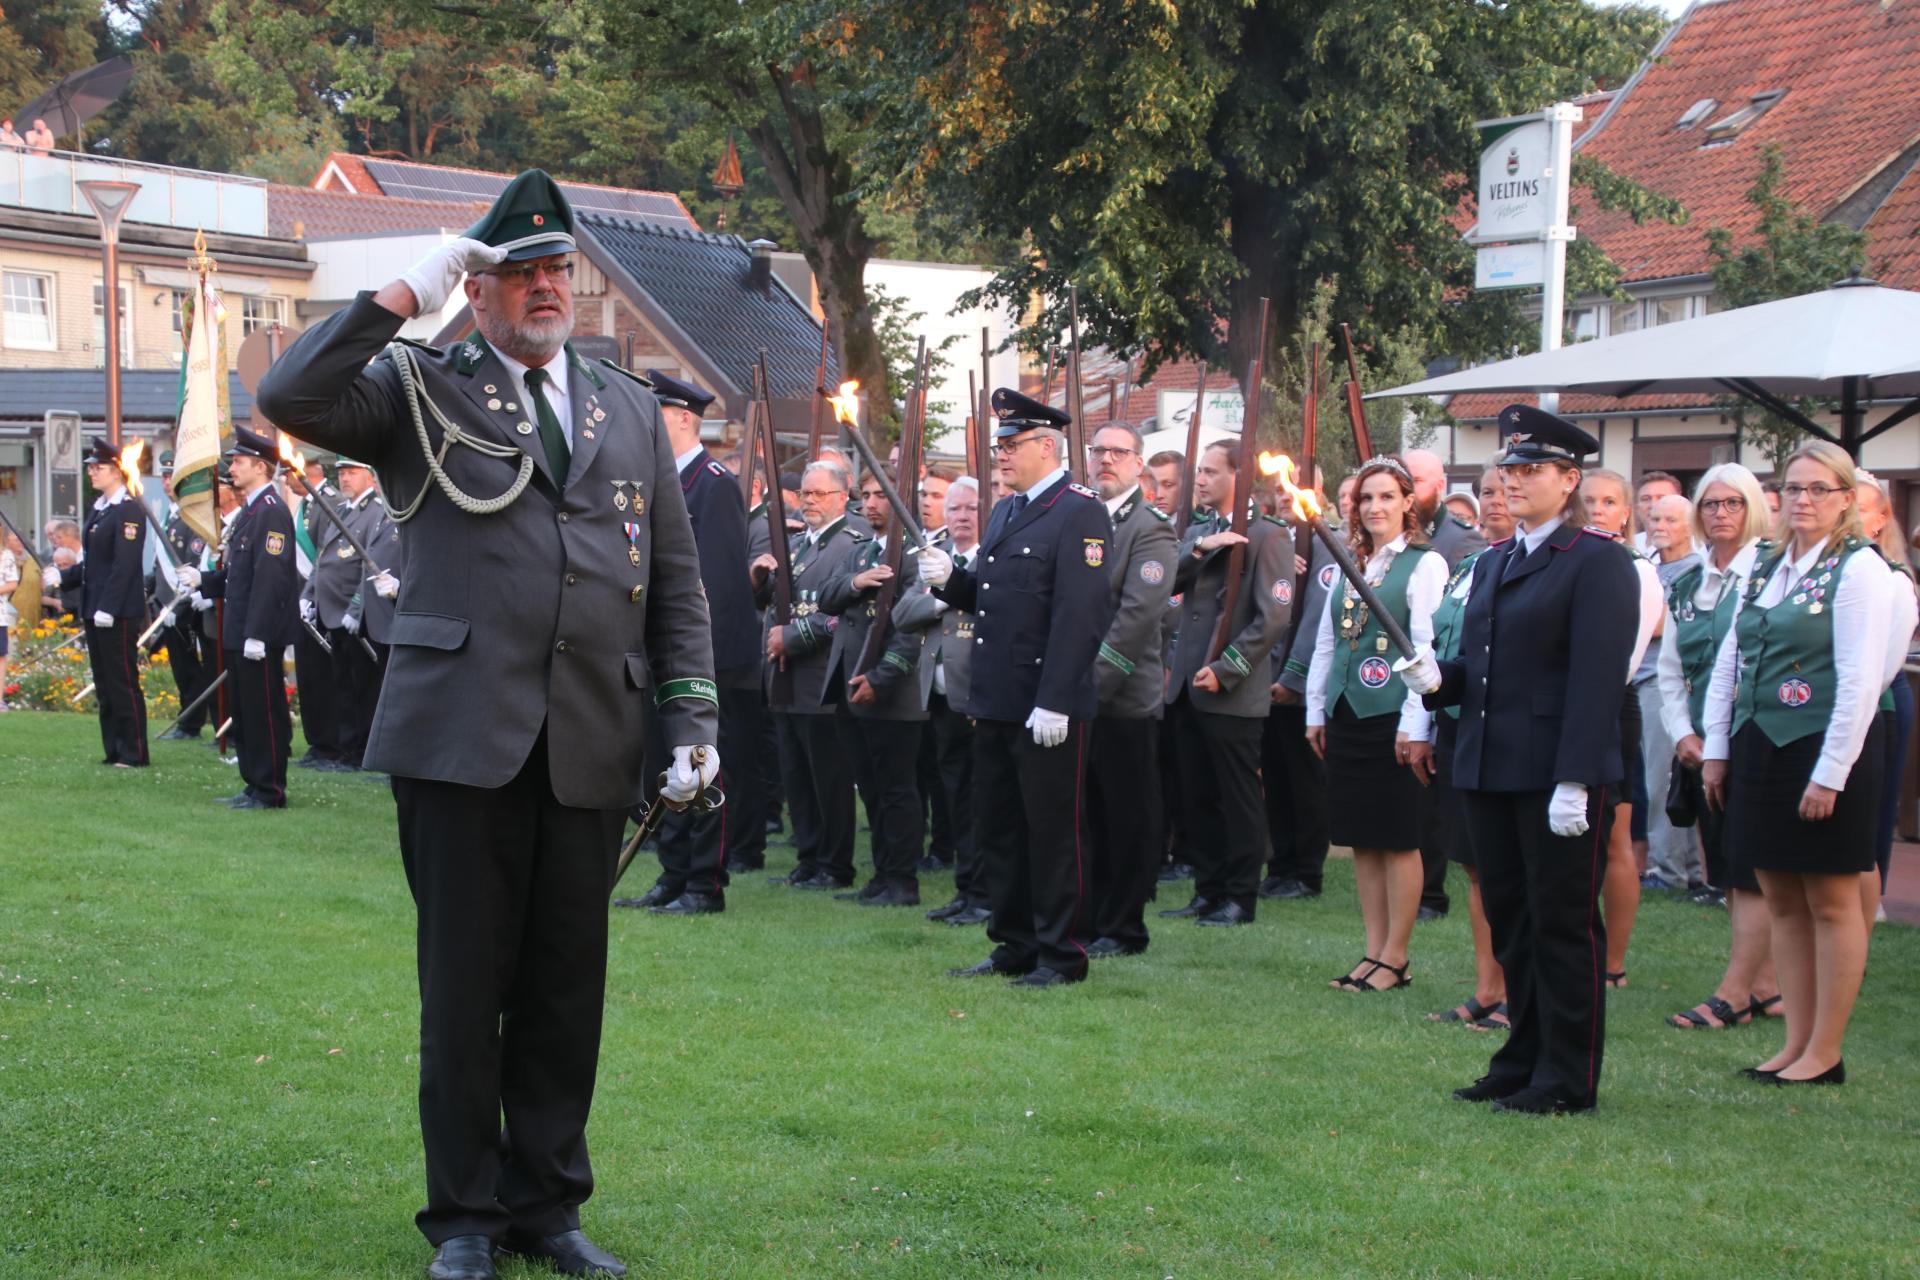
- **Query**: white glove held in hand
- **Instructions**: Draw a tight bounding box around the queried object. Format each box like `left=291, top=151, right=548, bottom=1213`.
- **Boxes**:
left=300, top=597, right=316, bottom=624
left=242, top=638, right=266, bottom=662
left=1026, top=707, right=1069, bottom=748
left=1548, top=782, right=1590, bottom=837
left=662, top=745, right=720, bottom=804
left=92, top=610, right=114, bottom=628
left=343, top=614, right=361, bottom=635
left=175, top=565, right=202, bottom=591
left=1394, top=643, right=1442, bottom=695
left=191, top=591, right=212, bottom=613
left=42, top=566, right=61, bottom=589
left=397, top=237, right=508, bottom=316
left=371, top=570, right=400, bottom=600
left=158, top=608, right=176, bottom=629
left=917, top=545, right=953, bottom=587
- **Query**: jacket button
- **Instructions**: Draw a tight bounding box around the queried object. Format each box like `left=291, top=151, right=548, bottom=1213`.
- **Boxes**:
left=981, top=582, right=990, bottom=590
left=558, top=513, right=571, bottom=523
left=566, top=574, right=578, bottom=586
left=1022, top=546, right=1031, bottom=553
left=987, top=555, right=995, bottom=564
left=975, top=636, right=983, bottom=644
left=555, top=640, right=571, bottom=653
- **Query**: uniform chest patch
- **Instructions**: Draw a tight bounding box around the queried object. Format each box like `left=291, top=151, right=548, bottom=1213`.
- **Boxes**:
left=1358, top=656, right=1393, bottom=688
left=1777, top=677, right=1812, bottom=707
left=265, top=531, right=286, bottom=556
left=1140, top=559, right=1165, bottom=585
left=1273, top=578, right=1293, bottom=604
left=1083, top=538, right=1105, bottom=567
left=123, top=521, right=139, bottom=540
left=1320, top=564, right=1337, bottom=589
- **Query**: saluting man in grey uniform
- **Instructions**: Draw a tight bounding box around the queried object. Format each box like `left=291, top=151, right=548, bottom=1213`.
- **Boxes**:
left=256, top=170, right=718, bottom=1280
left=300, top=455, right=393, bottom=770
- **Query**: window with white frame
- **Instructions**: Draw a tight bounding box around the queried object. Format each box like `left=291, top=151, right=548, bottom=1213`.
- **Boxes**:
left=1608, top=299, right=1641, bottom=337
left=241, top=294, right=285, bottom=335
left=92, top=284, right=131, bottom=363
left=3, top=271, right=55, bottom=349
left=170, top=290, right=189, bottom=334
left=1649, top=296, right=1690, bottom=327
left=1566, top=307, right=1599, bottom=343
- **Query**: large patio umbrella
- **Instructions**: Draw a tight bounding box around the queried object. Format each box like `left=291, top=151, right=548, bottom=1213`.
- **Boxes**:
left=1368, top=276, right=1920, bottom=457
left=11, top=56, right=135, bottom=144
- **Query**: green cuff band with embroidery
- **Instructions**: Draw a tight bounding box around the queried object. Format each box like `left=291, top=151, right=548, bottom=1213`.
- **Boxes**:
left=883, top=650, right=913, bottom=674
left=1220, top=645, right=1250, bottom=677
left=1283, top=658, right=1309, bottom=679
left=1098, top=642, right=1136, bottom=676
left=656, top=677, right=719, bottom=707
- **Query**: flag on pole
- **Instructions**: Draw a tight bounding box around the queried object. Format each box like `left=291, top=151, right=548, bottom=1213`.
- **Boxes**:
left=172, top=231, right=229, bottom=546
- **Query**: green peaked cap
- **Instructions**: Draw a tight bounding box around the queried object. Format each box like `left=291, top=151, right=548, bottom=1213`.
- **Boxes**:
left=464, top=169, right=577, bottom=262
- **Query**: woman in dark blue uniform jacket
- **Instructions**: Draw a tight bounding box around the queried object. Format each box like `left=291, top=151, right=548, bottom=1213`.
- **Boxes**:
left=1401, top=405, right=1639, bottom=1114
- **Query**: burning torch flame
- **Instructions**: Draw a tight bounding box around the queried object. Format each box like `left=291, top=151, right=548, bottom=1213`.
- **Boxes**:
left=826, top=380, right=861, bottom=428
left=1259, top=451, right=1324, bottom=523
left=275, top=431, right=307, bottom=478
left=119, top=439, right=146, bottom=498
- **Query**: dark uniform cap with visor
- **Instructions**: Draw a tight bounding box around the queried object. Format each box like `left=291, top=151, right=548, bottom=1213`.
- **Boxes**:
left=225, top=423, right=280, bottom=463
left=463, top=169, right=578, bottom=263
left=1495, top=403, right=1600, bottom=464
left=645, top=370, right=716, bottom=415
left=990, top=386, right=1071, bottom=438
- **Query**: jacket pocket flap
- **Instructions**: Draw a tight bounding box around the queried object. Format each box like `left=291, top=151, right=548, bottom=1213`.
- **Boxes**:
left=625, top=652, right=652, bottom=688
left=390, top=612, right=469, bottom=651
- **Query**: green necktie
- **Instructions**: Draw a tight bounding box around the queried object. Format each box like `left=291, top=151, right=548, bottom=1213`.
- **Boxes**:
left=523, top=366, right=571, bottom=487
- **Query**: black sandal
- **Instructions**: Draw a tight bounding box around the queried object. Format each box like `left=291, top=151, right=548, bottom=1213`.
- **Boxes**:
left=1750, top=993, right=1784, bottom=1019
left=1331, top=957, right=1380, bottom=990
left=1468, top=1001, right=1510, bottom=1032
left=1605, top=970, right=1627, bottom=989
left=1667, top=995, right=1750, bottom=1030
left=1428, top=996, right=1497, bottom=1023
left=1356, top=959, right=1411, bottom=992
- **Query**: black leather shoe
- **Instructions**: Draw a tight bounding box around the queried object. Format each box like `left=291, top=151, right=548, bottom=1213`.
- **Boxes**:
left=1157, top=862, right=1194, bottom=882
left=944, top=906, right=991, bottom=926
left=1491, top=1086, right=1595, bottom=1115
left=226, top=794, right=276, bottom=810
left=918, top=853, right=953, bottom=872
left=630, top=883, right=676, bottom=909
left=1417, top=905, right=1448, bottom=922
left=948, top=958, right=1021, bottom=978
left=1010, top=966, right=1083, bottom=989
left=1158, top=896, right=1214, bottom=919
left=500, top=1228, right=626, bottom=1277
left=730, top=856, right=765, bottom=871
left=1086, top=936, right=1145, bottom=959
left=926, top=896, right=968, bottom=921
left=768, top=867, right=811, bottom=886
left=834, top=882, right=882, bottom=901
left=1197, top=902, right=1254, bottom=927
left=649, top=891, right=724, bottom=915
left=1452, top=1075, right=1528, bottom=1103
left=764, top=817, right=784, bottom=835
left=1259, top=876, right=1321, bottom=900
left=1767, top=1060, right=1845, bottom=1086
left=794, top=873, right=851, bottom=890
left=214, top=792, right=251, bottom=807
left=427, top=1235, right=496, bottom=1280
left=858, top=884, right=920, bottom=907
left=159, top=726, right=200, bottom=742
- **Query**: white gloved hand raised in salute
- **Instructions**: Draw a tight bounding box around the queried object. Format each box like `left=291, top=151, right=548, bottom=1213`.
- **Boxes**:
left=397, top=237, right=509, bottom=317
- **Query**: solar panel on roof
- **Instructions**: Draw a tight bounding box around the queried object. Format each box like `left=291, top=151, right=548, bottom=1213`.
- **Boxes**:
left=359, top=159, right=691, bottom=226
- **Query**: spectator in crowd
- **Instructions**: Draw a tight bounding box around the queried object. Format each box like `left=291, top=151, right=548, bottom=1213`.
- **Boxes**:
left=1762, top=480, right=1782, bottom=520
left=24, top=118, right=56, bottom=152
left=1337, top=473, right=1359, bottom=526
left=1854, top=472, right=1917, bottom=923
left=5, top=528, right=41, bottom=633
left=0, top=119, right=22, bottom=147
left=1147, top=451, right=1185, bottom=518
left=921, top=464, right=956, bottom=533
left=0, top=531, right=16, bottom=709
left=42, top=520, right=82, bottom=619
left=1444, top=492, right=1479, bottom=526
left=1641, top=492, right=1705, bottom=894
left=1632, top=471, right=1684, bottom=555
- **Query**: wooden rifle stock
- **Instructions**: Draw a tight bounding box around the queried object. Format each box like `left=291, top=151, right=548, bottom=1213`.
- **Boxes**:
left=1066, top=285, right=1086, bottom=482
left=756, top=353, right=797, bottom=707
left=854, top=338, right=927, bottom=679
left=1174, top=362, right=1207, bottom=539
left=1339, top=322, right=1374, bottom=459
left=977, top=327, right=995, bottom=524
left=809, top=324, right=830, bottom=459
left=1283, top=342, right=1320, bottom=656
left=1208, top=298, right=1271, bottom=663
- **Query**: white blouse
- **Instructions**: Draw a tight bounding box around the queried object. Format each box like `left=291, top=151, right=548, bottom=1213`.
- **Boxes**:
left=1306, top=534, right=1447, bottom=738
left=1655, top=541, right=1759, bottom=744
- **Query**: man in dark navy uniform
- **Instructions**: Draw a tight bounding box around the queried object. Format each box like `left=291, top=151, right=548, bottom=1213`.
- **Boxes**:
left=51, top=439, right=151, bottom=765
left=176, top=425, right=301, bottom=808
left=1402, top=405, right=1639, bottom=1115
left=614, top=371, right=761, bottom=915
left=922, top=389, right=1114, bottom=987
left=153, top=451, right=214, bottom=741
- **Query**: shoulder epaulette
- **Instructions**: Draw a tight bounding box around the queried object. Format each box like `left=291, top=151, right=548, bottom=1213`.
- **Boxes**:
left=1259, top=512, right=1286, bottom=527
left=705, top=460, right=727, bottom=477
left=1068, top=482, right=1098, bottom=499
left=1447, top=512, right=1475, bottom=531
left=848, top=529, right=872, bottom=542
left=1146, top=504, right=1172, bottom=522
left=391, top=336, right=442, bottom=356
left=597, top=358, right=654, bottom=389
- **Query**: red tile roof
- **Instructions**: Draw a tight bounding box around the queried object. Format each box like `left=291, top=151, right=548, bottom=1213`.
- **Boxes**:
left=1566, top=0, right=1920, bottom=284
left=315, top=153, right=381, bottom=195
left=1864, top=165, right=1920, bottom=290
left=268, top=184, right=485, bottom=240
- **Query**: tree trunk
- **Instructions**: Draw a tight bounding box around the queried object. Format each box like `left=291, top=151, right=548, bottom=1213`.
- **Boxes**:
left=1227, top=173, right=1294, bottom=439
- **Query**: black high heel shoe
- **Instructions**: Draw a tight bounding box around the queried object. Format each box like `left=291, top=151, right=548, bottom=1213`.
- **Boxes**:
left=1768, top=1060, right=1845, bottom=1086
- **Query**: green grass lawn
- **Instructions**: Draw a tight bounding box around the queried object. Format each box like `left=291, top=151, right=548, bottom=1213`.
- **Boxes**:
left=2, top=710, right=1917, bottom=1279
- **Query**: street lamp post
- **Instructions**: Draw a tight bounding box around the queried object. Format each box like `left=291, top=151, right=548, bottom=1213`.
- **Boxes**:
left=77, top=179, right=141, bottom=449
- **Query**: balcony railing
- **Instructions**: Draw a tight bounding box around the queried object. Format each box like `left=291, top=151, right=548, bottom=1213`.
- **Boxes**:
left=0, top=147, right=268, bottom=237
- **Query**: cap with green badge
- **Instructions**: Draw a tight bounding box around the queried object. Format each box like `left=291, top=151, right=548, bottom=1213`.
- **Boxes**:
left=464, top=169, right=577, bottom=262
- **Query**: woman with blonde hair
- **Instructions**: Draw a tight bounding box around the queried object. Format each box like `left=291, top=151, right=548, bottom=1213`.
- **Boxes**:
left=1658, top=463, right=1780, bottom=1029
left=1307, top=456, right=1447, bottom=992
left=1851, top=472, right=1918, bottom=921
left=1703, top=441, right=1908, bottom=1085
left=1579, top=468, right=1664, bottom=988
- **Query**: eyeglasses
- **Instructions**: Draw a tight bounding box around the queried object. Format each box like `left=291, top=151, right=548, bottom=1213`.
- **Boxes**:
left=482, top=259, right=575, bottom=287
left=992, top=436, right=1045, bottom=455
left=1499, top=462, right=1563, bottom=481
left=798, top=487, right=843, bottom=500
left=1699, top=497, right=1747, bottom=514
left=1088, top=446, right=1137, bottom=460
left=1782, top=483, right=1850, bottom=501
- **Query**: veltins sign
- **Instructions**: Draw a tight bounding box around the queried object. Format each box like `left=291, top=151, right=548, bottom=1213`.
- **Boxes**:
left=1472, top=118, right=1552, bottom=243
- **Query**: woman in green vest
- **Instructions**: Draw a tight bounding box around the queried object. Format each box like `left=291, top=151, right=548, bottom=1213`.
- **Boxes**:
left=1306, top=457, right=1447, bottom=992
left=1854, top=472, right=1919, bottom=925
left=1656, top=462, right=1779, bottom=1030
left=1427, top=465, right=1516, bottom=1029
left=1703, top=442, right=1898, bottom=1086
left=1579, top=469, right=1664, bottom=989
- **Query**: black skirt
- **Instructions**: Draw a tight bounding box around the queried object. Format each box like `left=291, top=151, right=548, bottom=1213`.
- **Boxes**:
left=1432, top=716, right=1477, bottom=869
left=1326, top=700, right=1424, bottom=850
left=1727, top=718, right=1884, bottom=876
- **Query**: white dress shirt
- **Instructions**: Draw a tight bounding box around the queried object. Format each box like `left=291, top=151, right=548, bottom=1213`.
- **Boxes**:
left=1305, top=533, right=1446, bottom=738
left=1656, top=541, right=1759, bottom=743
left=491, top=346, right=574, bottom=449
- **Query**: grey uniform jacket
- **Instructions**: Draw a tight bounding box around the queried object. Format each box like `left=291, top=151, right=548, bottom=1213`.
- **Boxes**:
left=1168, top=513, right=1295, bottom=717
left=755, top=514, right=869, bottom=715
left=302, top=489, right=386, bottom=629
left=1278, top=519, right=1342, bottom=694
left=254, top=292, right=717, bottom=809
left=896, top=535, right=976, bottom=710
left=342, top=497, right=402, bottom=645
left=820, top=536, right=927, bottom=721
left=1094, top=487, right=1177, bottom=720
left=1428, top=510, right=1488, bottom=570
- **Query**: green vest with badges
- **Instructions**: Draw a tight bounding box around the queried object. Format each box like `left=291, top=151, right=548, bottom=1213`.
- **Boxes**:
left=1325, top=545, right=1432, bottom=720
left=1667, top=559, right=1741, bottom=734
left=1430, top=549, right=1483, bottom=722
left=1731, top=538, right=1869, bottom=746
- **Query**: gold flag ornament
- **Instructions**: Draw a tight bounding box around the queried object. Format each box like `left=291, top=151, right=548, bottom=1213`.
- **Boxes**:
left=171, top=229, right=228, bottom=547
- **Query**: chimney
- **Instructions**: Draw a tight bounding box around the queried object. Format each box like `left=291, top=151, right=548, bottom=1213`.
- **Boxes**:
left=747, top=238, right=776, bottom=292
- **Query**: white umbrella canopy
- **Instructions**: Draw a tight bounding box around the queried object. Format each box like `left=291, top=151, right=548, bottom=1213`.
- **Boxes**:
left=1370, top=281, right=1920, bottom=400
left=1138, top=421, right=1236, bottom=458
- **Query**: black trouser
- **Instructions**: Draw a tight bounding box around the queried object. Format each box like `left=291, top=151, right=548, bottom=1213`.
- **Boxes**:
left=1160, top=696, right=1189, bottom=866
left=758, top=694, right=785, bottom=829
left=1086, top=715, right=1161, bottom=950
left=919, top=717, right=951, bottom=861
left=719, top=680, right=767, bottom=870
left=162, top=614, right=212, bottom=734
left=1460, top=785, right=1613, bottom=1103
left=294, top=619, right=342, bottom=760
left=1170, top=695, right=1266, bottom=913
left=642, top=674, right=762, bottom=896
left=228, top=648, right=290, bottom=806
left=972, top=717, right=1090, bottom=976
left=788, top=710, right=855, bottom=883
left=329, top=625, right=383, bottom=765
left=929, top=693, right=979, bottom=903
left=1262, top=701, right=1328, bottom=890
left=86, top=617, right=147, bottom=765
left=843, top=715, right=925, bottom=891
left=393, top=730, right=625, bottom=1245
left=772, top=709, right=815, bottom=858
left=1417, top=788, right=1453, bottom=915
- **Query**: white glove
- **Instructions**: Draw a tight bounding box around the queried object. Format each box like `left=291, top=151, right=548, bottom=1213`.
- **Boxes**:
left=1548, top=782, right=1590, bottom=837
left=42, top=566, right=60, bottom=589
left=919, top=545, right=953, bottom=586
left=191, top=591, right=212, bottom=613
left=397, top=237, right=509, bottom=316
left=343, top=613, right=361, bottom=635
left=175, top=565, right=202, bottom=591
left=300, top=597, right=316, bottom=624
left=663, top=745, right=720, bottom=804
left=158, top=608, right=176, bottom=629
left=1394, top=643, right=1442, bottom=695
left=92, top=610, right=114, bottom=628
left=1026, top=707, right=1069, bottom=748
left=242, top=638, right=266, bottom=662
left=371, top=570, right=400, bottom=600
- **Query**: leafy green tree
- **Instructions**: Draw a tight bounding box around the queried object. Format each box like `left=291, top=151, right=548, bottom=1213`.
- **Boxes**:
left=0, top=1, right=110, bottom=133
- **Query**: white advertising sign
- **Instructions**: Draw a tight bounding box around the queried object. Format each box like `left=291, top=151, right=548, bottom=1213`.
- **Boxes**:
left=1470, top=118, right=1553, bottom=244
left=1159, top=387, right=1243, bottom=434
left=1475, top=241, right=1547, bottom=291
